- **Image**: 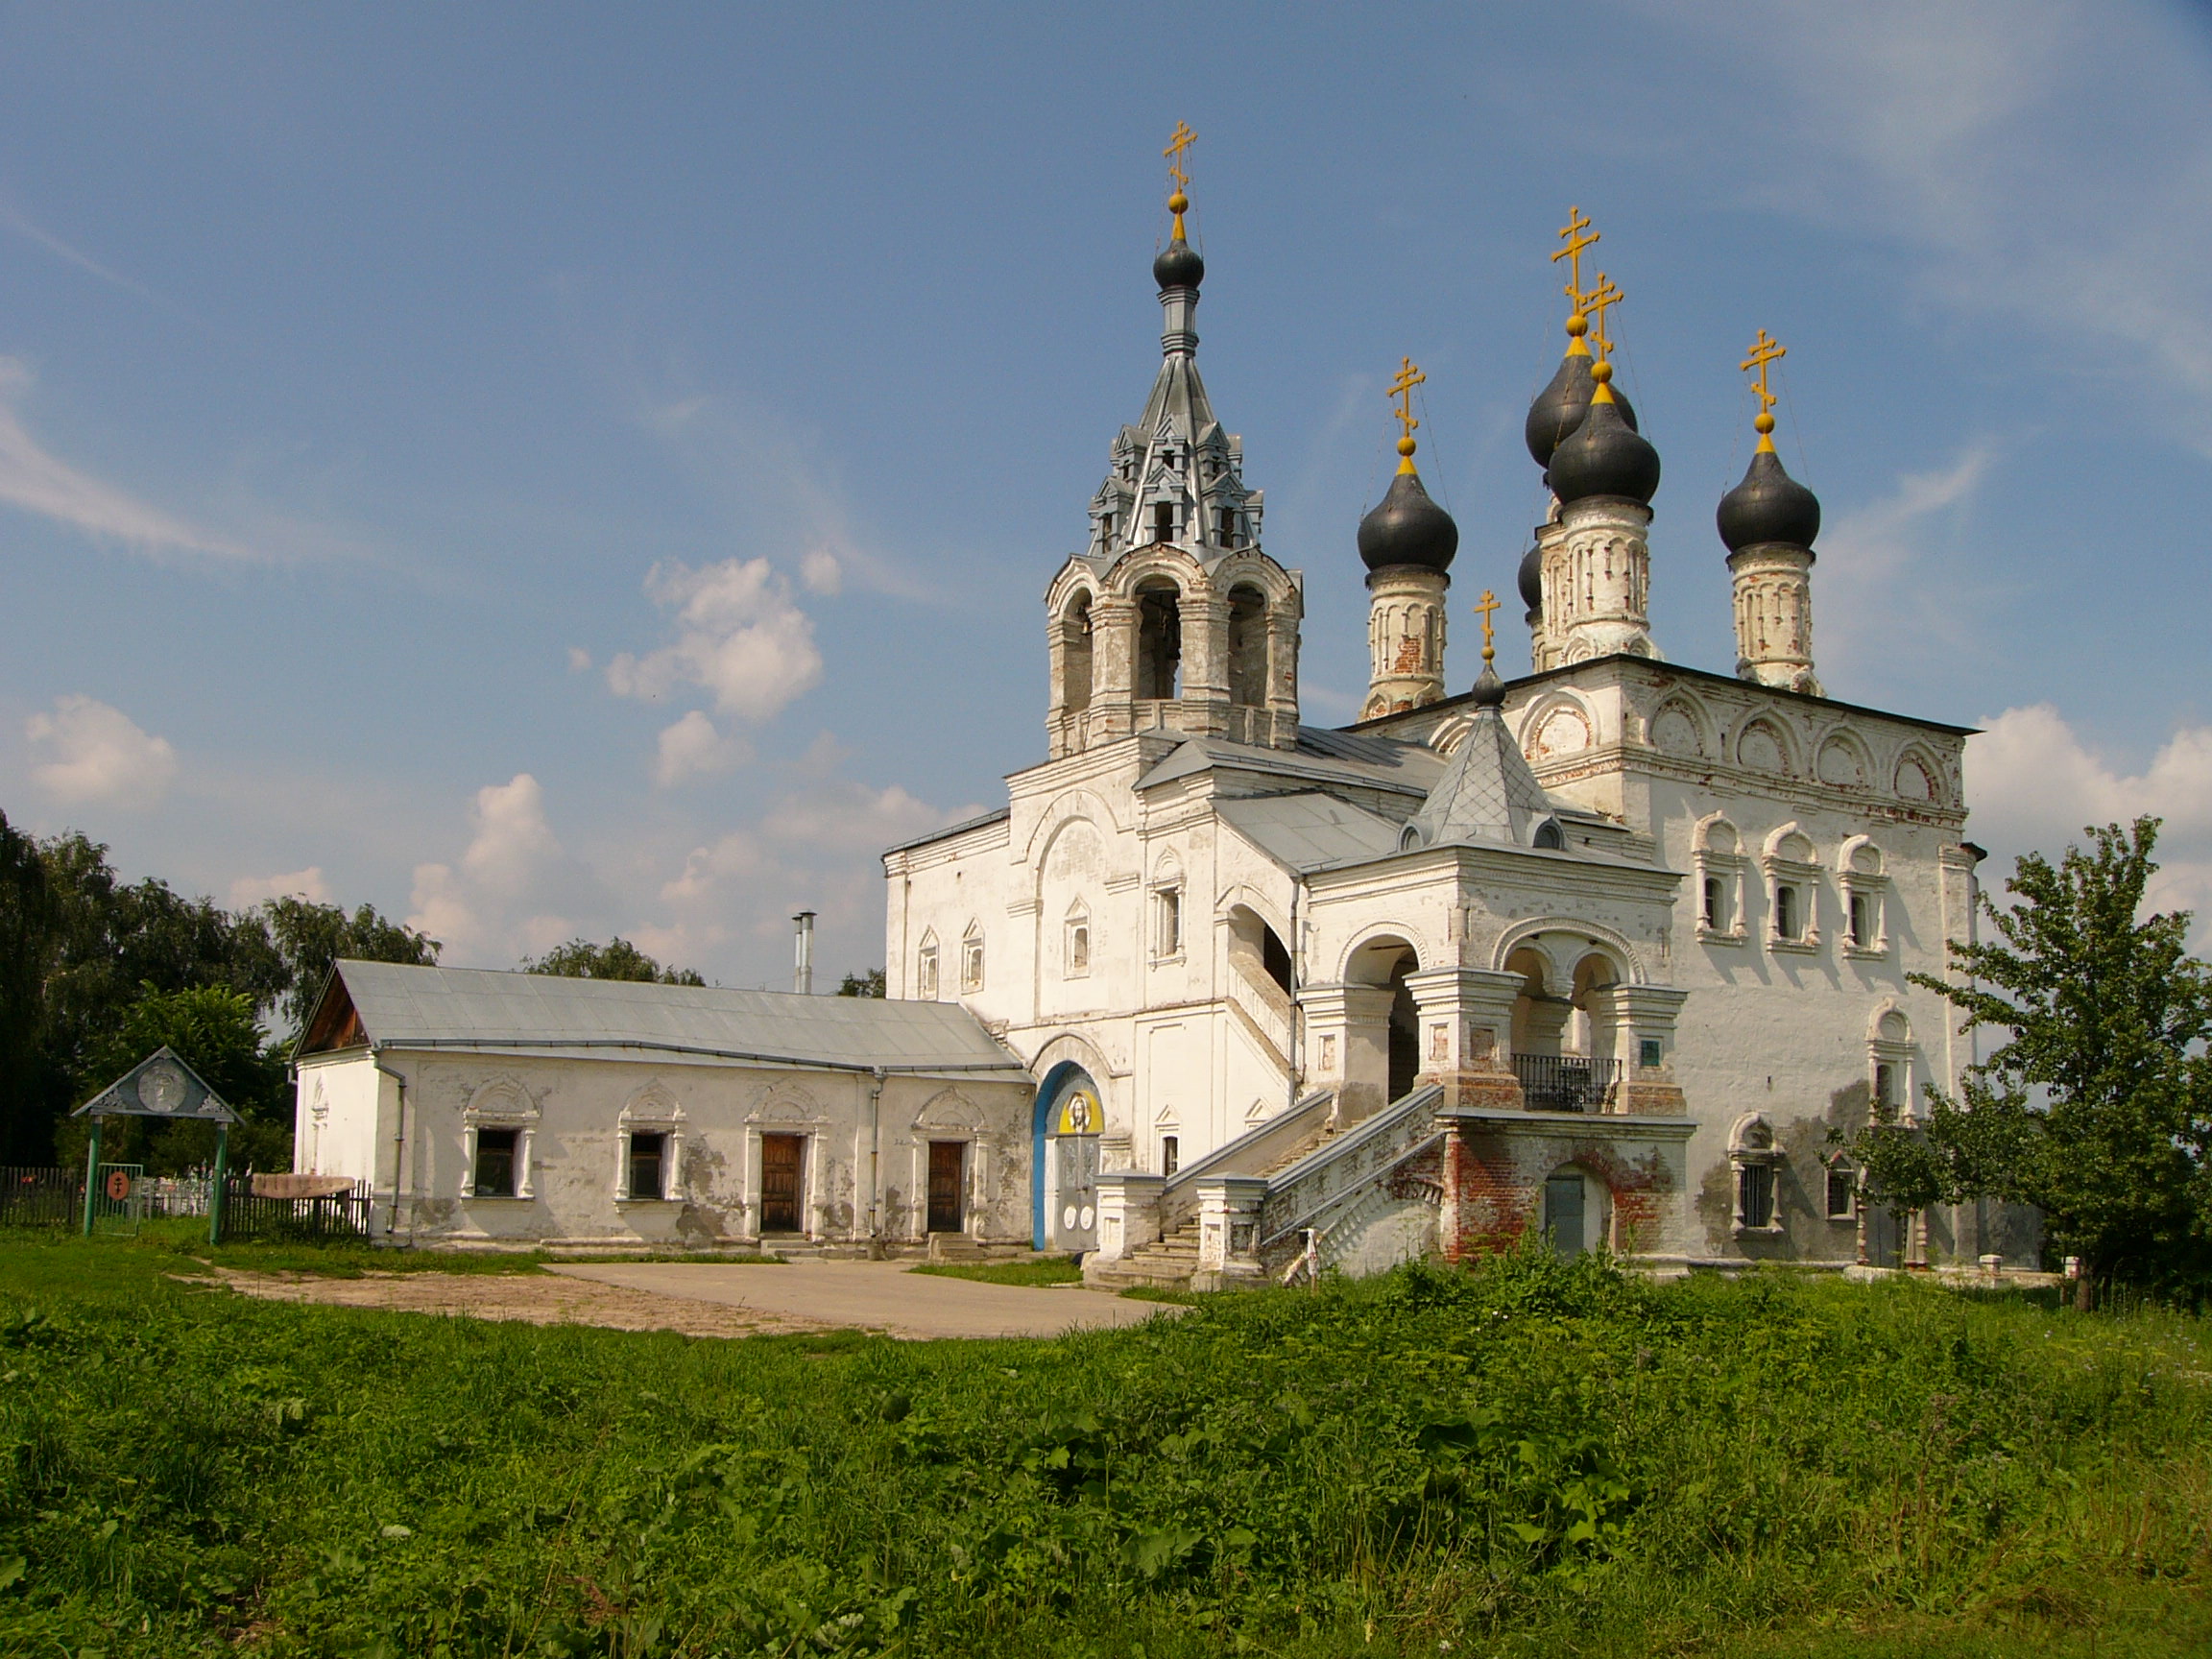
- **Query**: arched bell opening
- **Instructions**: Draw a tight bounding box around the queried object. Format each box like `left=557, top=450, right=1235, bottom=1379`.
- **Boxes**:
left=1226, top=583, right=1268, bottom=709
left=1136, top=579, right=1182, bottom=701
left=1058, top=590, right=1094, bottom=715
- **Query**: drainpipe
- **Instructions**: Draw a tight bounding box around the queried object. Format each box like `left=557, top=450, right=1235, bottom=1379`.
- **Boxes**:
left=1286, top=879, right=1305, bottom=1117
left=866, top=1066, right=885, bottom=1259
left=371, top=1048, right=410, bottom=1245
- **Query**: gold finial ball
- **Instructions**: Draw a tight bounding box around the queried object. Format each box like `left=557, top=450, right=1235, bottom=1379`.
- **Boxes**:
left=1565, top=313, right=1589, bottom=338
left=1167, top=191, right=1189, bottom=215
left=1590, top=359, right=1614, bottom=385
left=1754, top=411, right=1775, bottom=435
left=1397, top=435, right=1417, bottom=459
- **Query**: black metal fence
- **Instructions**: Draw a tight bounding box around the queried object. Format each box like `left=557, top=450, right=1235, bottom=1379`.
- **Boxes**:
left=219, top=1178, right=376, bottom=1242
left=0, top=1166, right=82, bottom=1228
left=1513, top=1054, right=1622, bottom=1114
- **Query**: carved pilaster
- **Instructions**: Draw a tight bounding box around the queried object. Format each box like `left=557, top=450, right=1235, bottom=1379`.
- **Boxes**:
left=1550, top=498, right=1655, bottom=662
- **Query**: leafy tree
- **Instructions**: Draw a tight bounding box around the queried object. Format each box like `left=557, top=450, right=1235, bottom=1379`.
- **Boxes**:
left=523, top=936, right=705, bottom=986
left=837, top=968, right=886, bottom=998
left=58, top=984, right=292, bottom=1175
left=260, top=896, right=440, bottom=1035
left=1850, top=817, right=2212, bottom=1308
left=0, top=808, right=60, bottom=1162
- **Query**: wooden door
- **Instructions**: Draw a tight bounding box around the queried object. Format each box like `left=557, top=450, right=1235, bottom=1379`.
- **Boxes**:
left=1544, top=1170, right=1585, bottom=1259
left=926, top=1141, right=965, bottom=1233
left=759, top=1134, right=805, bottom=1233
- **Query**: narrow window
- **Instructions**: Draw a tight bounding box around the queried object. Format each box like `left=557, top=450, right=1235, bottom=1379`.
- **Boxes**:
left=918, top=944, right=939, bottom=1000
left=1702, top=876, right=1722, bottom=930
left=1157, top=888, right=1182, bottom=957
left=1100, top=511, right=1115, bottom=539
left=1161, top=1135, right=1180, bottom=1178
left=1738, top=1162, right=1774, bottom=1230
left=1067, top=919, right=1090, bottom=976
left=1873, top=1062, right=1895, bottom=1113
left=1217, top=506, right=1237, bottom=544
left=962, top=934, right=984, bottom=993
left=627, top=1132, right=665, bottom=1201
left=472, top=1128, right=518, bottom=1198
left=1152, top=501, right=1174, bottom=541
left=1775, top=883, right=1799, bottom=941
left=1826, top=1164, right=1857, bottom=1220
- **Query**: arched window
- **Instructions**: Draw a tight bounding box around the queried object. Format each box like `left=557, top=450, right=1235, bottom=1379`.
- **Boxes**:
left=961, top=924, right=985, bottom=994
left=1695, top=816, right=1746, bottom=943
left=1063, top=903, right=1091, bottom=979
left=1227, top=584, right=1267, bottom=708
left=1729, top=1115, right=1783, bottom=1236
left=1136, top=580, right=1182, bottom=700
left=1839, top=836, right=1889, bottom=957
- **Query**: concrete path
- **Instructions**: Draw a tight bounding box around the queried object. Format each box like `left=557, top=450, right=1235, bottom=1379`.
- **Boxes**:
left=547, top=1260, right=1183, bottom=1340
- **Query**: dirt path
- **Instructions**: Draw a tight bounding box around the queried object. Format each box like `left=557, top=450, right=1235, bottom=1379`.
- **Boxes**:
left=178, top=1266, right=828, bottom=1339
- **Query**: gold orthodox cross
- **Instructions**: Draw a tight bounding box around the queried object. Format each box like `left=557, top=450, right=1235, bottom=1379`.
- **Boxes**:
left=1582, top=273, right=1623, bottom=363
left=1474, top=589, right=1501, bottom=660
left=1164, top=121, right=1197, bottom=195
left=1551, top=205, right=1599, bottom=312
left=1389, top=356, right=1426, bottom=441
left=1740, top=327, right=1786, bottom=419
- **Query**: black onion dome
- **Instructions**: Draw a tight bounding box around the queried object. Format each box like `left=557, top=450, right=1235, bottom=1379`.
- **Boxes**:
left=1471, top=661, right=1505, bottom=709
left=1524, top=351, right=1638, bottom=469
left=1517, top=542, right=1544, bottom=612
left=1358, top=469, right=1459, bottom=573
left=1717, top=448, right=1820, bottom=554
left=1153, top=237, right=1205, bottom=289
left=1548, top=394, right=1660, bottom=507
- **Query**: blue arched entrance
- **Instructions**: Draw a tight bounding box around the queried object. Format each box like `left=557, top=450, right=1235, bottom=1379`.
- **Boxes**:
left=1033, top=1062, right=1102, bottom=1251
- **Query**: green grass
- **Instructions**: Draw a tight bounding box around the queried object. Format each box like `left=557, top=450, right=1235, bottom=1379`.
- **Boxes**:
left=906, top=1257, right=1084, bottom=1287
left=0, top=1232, right=2205, bottom=1657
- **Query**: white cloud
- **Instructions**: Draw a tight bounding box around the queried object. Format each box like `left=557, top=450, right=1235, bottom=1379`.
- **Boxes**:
left=1969, top=704, right=2212, bottom=943
left=228, top=867, right=331, bottom=908
left=0, top=357, right=254, bottom=560
left=25, top=695, right=179, bottom=805
left=760, top=780, right=966, bottom=854
left=800, top=547, right=842, bottom=596
left=605, top=557, right=823, bottom=724
left=1813, top=445, right=1999, bottom=682
left=1611, top=2, right=2212, bottom=440
left=653, top=709, right=751, bottom=787
left=407, top=774, right=573, bottom=961
left=566, top=646, right=592, bottom=673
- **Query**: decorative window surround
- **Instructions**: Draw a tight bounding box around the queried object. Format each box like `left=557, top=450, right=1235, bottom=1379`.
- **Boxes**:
left=462, top=1077, right=539, bottom=1201
left=1762, top=824, right=1822, bottom=955
left=616, top=1088, right=685, bottom=1204
left=1822, top=1157, right=1859, bottom=1222
left=1868, top=1004, right=1917, bottom=1125
left=1839, top=835, right=1891, bottom=960
left=1692, top=813, right=1747, bottom=945
left=960, top=926, right=985, bottom=994
left=1729, top=1114, right=1785, bottom=1238
left=917, top=932, right=940, bottom=1001
left=1064, top=905, right=1092, bottom=978
left=1152, top=883, right=1184, bottom=962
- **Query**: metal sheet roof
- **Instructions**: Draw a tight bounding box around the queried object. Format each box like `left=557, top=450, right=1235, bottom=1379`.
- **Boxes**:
left=317, top=961, right=1028, bottom=1077
left=1135, top=729, right=1445, bottom=798
left=1217, top=792, right=1406, bottom=873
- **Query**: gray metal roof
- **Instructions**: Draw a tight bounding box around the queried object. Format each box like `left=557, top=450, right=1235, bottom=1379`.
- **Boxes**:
left=314, top=961, right=1029, bottom=1077
left=1404, top=703, right=1556, bottom=850
left=1217, top=792, right=1406, bottom=873
left=1135, top=728, right=1445, bottom=799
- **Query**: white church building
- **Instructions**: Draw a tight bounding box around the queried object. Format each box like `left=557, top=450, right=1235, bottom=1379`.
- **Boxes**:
left=295, top=159, right=2018, bottom=1281
left=880, top=176, right=2010, bottom=1286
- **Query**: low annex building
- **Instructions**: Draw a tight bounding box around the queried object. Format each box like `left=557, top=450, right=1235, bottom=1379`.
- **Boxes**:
left=292, top=961, right=1034, bottom=1250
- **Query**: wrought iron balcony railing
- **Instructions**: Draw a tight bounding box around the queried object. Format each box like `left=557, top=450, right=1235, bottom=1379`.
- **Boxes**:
left=1513, top=1053, right=1621, bottom=1114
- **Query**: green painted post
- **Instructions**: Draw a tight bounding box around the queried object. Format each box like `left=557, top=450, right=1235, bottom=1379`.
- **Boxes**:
left=80, top=1117, right=103, bottom=1238
left=208, top=1123, right=230, bottom=1246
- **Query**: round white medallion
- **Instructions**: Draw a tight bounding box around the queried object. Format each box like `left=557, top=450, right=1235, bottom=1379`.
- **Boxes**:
left=1078, top=1205, right=1095, bottom=1230
left=1062, top=1204, right=1078, bottom=1230
left=139, top=1060, right=187, bottom=1115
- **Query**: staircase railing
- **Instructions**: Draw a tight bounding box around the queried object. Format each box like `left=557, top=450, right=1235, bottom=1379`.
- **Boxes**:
left=1256, top=1083, right=1442, bottom=1254
left=1156, top=1088, right=1336, bottom=1237
left=1512, top=1053, right=1620, bottom=1114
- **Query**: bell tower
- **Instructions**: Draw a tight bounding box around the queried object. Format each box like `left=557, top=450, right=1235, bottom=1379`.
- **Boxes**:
left=1045, top=127, right=1302, bottom=759
left=1358, top=358, right=1459, bottom=719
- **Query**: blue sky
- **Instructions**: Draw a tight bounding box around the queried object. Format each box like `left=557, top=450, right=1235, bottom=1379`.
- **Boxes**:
left=3, top=1, right=2211, bottom=988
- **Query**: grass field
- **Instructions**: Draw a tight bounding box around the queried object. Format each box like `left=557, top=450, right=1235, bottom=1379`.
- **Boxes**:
left=0, top=1230, right=2205, bottom=1657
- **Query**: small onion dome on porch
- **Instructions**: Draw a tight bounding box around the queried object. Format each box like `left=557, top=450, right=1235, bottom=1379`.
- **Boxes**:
left=1548, top=361, right=1660, bottom=507
left=1525, top=313, right=1639, bottom=470
left=1718, top=442, right=1820, bottom=554
left=1358, top=470, right=1458, bottom=573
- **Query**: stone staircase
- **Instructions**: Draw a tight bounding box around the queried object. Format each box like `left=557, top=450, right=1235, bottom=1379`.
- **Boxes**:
left=1082, top=1217, right=1202, bottom=1290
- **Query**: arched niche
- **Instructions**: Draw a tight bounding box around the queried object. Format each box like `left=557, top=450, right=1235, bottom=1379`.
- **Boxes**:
left=1344, top=932, right=1422, bottom=1106
left=1648, top=697, right=1709, bottom=759
left=1226, top=582, right=1268, bottom=708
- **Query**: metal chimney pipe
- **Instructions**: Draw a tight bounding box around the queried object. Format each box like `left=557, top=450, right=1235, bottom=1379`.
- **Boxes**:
left=792, top=910, right=816, bottom=996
